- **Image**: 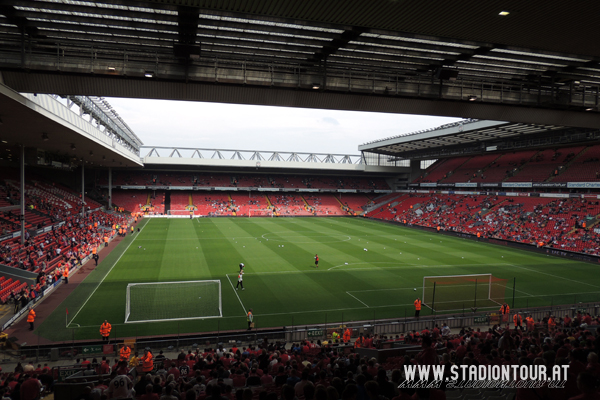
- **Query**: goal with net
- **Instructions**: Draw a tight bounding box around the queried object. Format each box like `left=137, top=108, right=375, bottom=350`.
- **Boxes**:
left=422, top=274, right=507, bottom=312
left=249, top=209, right=273, bottom=217
left=125, top=280, right=221, bottom=323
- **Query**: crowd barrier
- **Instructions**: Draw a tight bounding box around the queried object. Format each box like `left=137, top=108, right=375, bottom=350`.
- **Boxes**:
left=7, top=299, right=598, bottom=365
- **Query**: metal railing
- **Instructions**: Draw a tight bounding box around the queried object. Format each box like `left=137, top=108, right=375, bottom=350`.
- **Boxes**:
left=6, top=300, right=597, bottom=365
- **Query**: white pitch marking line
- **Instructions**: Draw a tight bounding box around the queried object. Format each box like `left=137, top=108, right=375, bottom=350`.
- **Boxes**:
left=508, top=263, right=599, bottom=288
left=348, top=287, right=421, bottom=294
left=68, top=219, right=148, bottom=328
left=68, top=289, right=600, bottom=328
left=225, top=274, right=247, bottom=315
left=328, top=262, right=488, bottom=271
left=346, top=291, right=369, bottom=308
left=513, top=287, right=535, bottom=297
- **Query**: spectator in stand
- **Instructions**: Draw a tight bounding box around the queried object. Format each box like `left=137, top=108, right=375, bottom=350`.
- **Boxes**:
left=105, top=373, right=135, bottom=399
left=20, top=374, right=42, bottom=400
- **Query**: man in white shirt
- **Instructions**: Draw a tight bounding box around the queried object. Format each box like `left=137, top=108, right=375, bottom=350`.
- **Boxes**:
left=104, top=374, right=135, bottom=399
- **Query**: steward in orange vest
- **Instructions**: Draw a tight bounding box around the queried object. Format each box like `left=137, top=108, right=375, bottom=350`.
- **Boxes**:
left=140, top=348, right=154, bottom=373
left=525, top=316, right=535, bottom=331
left=100, top=320, right=112, bottom=342
left=513, top=313, right=523, bottom=330
left=343, top=328, right=351, bottom=343
left=499, top=303, right=510, bottom=324
left=27, top=308, right=36, bottom=331
left=120, top=344, right=131, bottom=361
left=548, top=316, right=556, bottom=331
left=414, top=298, right=422, bottom=318
left=63, top=266, right=69, bottom=284
left=354, top=334, right=364, bottom=348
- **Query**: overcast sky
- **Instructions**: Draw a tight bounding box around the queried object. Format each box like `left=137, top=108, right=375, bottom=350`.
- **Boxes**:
left=106, top=97, right=462, bottom=155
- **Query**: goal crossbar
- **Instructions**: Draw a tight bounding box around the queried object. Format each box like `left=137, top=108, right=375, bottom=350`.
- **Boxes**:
left=125, top=280, right=222, bottom=323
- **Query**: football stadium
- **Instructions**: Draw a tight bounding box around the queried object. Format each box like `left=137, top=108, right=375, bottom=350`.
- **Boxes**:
left=0, top=1, right=599, bottom=399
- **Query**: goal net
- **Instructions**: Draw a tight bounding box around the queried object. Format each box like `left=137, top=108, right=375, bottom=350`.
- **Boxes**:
left=422, top=274, right=507, bottom=312
left=125, top=280, right=221, bottom=323
left=249, top=209, right=273, bottom=217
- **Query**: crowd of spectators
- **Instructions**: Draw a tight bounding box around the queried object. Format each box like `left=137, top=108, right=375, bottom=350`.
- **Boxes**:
left=0, top=210, right=134, bottom=304
left=3, top=311, right=600, bottom=399
left=373, top=194, right=600, bottom=257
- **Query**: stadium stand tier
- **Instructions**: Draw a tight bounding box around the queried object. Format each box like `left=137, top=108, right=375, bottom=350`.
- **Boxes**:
left=97, top=171, right=389, bottom=191
left=367, top=194, right=600, bottom=256
left=418, top=144, right=600, bottom=184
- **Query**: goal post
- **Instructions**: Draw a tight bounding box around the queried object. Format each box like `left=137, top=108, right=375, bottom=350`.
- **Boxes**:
left=125, top=280, right=222, bottom=323
left=422, top=274, right=507, bottom=312
left=249, top=209, right=273, bottom=217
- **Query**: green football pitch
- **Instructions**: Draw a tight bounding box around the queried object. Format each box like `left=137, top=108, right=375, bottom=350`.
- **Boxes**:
left=37, top=217, right=600, bottom=341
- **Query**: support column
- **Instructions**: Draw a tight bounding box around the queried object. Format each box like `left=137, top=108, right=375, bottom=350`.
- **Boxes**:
left=108, top=167, right=112, bottom=210
left=20, top=145, right=25, bottom=244
left=409, top=159, right=422, bottom=183
left=81, top=164, right=85, bottom=217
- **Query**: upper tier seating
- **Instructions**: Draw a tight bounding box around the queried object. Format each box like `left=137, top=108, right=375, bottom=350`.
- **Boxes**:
left=416, top=156, right=471, bottom=183
left=552, top=144, right=600, bottom=182
left=505, top=147, right=586, bottom=182
left=98, top=172, right=390, bottom=190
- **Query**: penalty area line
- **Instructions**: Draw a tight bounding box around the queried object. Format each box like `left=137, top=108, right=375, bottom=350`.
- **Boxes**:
left=226, top=274, right=247, bottom=316
left=346, top=292, right=369, bottom=308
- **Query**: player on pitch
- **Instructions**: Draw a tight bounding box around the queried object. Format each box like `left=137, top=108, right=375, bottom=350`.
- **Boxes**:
left=236, top=270, right=245, bottom=290
left=314, top=254, right=319, bottom=268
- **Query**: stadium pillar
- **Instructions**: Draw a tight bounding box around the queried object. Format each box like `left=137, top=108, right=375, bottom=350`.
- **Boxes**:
left=20, top=145, right=25, bottom=245
left=81, top=164, right=85, bottom=217
left=108, top=167, right=112, bottom=209
left=409, top=159, right=421, bottom=182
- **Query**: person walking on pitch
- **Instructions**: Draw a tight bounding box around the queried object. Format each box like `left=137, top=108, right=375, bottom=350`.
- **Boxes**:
left=236, top=271, right=244, bottom=290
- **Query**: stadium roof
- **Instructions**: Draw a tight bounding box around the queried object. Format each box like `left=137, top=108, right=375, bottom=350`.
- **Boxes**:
left=1, top=0, right=600, bottom=129
left=0, top=85, right=143, bottom=167
left=359, top=119, right=599, bottom=160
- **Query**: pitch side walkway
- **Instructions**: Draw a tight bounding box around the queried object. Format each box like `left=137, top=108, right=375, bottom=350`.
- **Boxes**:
left=1, top=217, right=143, bottom=346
